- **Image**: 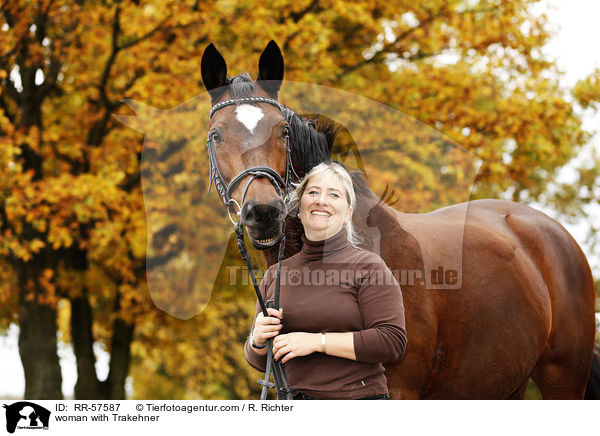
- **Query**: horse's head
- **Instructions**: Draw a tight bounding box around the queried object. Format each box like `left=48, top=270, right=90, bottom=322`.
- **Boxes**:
left=201, top=41, right=291, bottom=250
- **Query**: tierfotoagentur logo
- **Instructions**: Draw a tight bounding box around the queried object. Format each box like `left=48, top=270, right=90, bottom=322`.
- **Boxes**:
left=226, top=265, right=460, bottom=287
left=3, top=402, right=50, bottom=434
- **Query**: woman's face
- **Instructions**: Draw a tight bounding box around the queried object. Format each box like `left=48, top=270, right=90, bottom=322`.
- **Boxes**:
left=299, top=172, right=353, bottom=241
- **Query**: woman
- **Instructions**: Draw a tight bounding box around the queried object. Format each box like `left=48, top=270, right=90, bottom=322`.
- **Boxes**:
left=244, top=161, right=407, bottom=399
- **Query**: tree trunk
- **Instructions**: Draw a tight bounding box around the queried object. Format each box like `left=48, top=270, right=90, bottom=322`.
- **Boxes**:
left=68, top=245, right=134, bottom=400
left=105, top=318, right=134, bottom=399
left=18, top=261, right=63, bottom=400
left=70, top=296, right=135, bottom=400
left=71, top=295, right=103, bottom=399
left=14, top=41, right=63, bottom=399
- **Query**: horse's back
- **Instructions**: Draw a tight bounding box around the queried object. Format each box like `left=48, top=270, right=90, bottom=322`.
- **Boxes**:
left=389, top=199, right=595, bottom=399
left=459, top=200, right=595, bottom=325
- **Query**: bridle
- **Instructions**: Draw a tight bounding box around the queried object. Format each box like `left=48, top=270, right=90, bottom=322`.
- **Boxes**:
left=206, top=95, right=297, bottom=400
left=207, top=96, right=298, bottom=224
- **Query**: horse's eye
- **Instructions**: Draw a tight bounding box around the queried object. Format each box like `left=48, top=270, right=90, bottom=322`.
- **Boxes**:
left=211, top=131, right=222, bottom=143
left=281, top=126, right=290, bottom=138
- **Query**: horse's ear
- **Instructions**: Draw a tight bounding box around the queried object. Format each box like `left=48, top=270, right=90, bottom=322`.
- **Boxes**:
left=257, top=40, right=284, bottom=97
left=201, top=43, right=228, bottom=100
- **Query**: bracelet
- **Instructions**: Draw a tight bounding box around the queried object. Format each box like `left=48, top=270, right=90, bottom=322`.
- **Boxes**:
left=321, top=332, right=326, bottom=354
left=250, top=330, right=267, bottom=349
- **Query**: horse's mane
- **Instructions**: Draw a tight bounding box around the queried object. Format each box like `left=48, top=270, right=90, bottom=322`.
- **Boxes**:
left=227, top=73, right=255, bottom=100
left=282, top=108, right=337, bottom=178
left=225, top=74, right=337, bottom=177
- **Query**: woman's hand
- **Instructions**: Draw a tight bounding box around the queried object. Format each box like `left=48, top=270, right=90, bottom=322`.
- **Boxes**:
left=273, top=332, right=319, bottom=363
left=252, top=308, right=283, bottom=347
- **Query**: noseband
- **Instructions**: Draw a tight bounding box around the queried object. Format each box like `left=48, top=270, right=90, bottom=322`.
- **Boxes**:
left=207, top=96, right=296, bottom=400
left=206, top=96, right=297, bottom=224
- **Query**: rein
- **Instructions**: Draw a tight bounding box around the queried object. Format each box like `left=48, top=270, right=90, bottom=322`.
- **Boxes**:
left=206, top=96, right=296, bottom=400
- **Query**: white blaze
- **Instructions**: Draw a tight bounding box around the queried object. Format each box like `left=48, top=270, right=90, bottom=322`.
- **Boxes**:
left=234, top=104, right=264, bottom=134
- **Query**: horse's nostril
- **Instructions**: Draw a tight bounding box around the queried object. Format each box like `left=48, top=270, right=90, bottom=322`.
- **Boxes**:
left=274, top=199, right=287, bottom=218
left=241, top=199, right=286, bottom=225
left=243, top=204, right=266, bottom=223
left=241, top=201, right=254, bottom=222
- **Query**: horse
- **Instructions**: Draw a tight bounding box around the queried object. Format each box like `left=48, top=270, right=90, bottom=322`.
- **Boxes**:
left=200, top=40, right=597, bottom=399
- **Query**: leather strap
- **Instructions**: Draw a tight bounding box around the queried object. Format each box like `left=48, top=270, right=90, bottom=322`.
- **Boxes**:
left=209, top=96, right=297, bottom=400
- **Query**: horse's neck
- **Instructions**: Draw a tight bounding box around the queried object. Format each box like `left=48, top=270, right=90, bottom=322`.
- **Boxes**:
left=262, top=216, right=304, bottom=266
left=353, top=187, right=398, bottom=250
left=353, top=186, right=424, bottom=271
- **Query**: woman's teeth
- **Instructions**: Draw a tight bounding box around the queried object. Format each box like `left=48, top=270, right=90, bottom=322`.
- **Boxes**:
left=311, top=211, right=330, bottom=216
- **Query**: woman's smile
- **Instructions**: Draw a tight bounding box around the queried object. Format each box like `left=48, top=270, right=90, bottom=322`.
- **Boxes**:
left=299, top=173, right=352, bottom=241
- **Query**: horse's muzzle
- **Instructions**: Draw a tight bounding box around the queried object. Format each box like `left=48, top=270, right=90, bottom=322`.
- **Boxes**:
left=241, top=198, right=287, bottom=249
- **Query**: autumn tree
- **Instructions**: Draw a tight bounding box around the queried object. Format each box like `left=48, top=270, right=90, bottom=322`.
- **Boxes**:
left=569, top=68, right=600, bottom=322
left=0, top=0, right=211, bottom=399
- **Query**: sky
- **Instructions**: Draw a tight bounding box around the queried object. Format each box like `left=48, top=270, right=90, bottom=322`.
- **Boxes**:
left=530, top=0, right=600, bottom=275
left=1, top=0, right=600, bottom=399
left=538, top=0, right=600, bottom=87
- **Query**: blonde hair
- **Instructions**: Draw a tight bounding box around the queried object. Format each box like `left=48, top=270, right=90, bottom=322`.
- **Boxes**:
left=290, top=161, right=362, bottom=246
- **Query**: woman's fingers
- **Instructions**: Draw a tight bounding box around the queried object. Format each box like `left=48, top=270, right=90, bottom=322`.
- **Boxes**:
left=253, top=311, right=283, bottom=344
left=261, top=317, right=282, bottom=325
left=274, top=344, right=296, bottom=363
left=261, top=327, right=282, bottom=337
left=271, top=333, right=316, bottom=362
left=256, top=309, right=283, bottom=325
left=252, top=308, right=284, bottom=346
left=254, top=328, right=280, bottom=341
left=256, top=313, right=279, bottom=323
left=254, top=322, right=279, bottom=336
left=266, top=307, right=283, bottom=318
left=280, top=351, right=295, bottom=364
left=273, top=343, right=290, bottom=361
left=272, top=335, right=284, bottom=352
left=254, top=323, right=282, bottom=336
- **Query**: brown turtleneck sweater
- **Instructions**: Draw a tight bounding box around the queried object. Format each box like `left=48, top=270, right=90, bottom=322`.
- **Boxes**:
left=244, top=227, right=407, bottom=399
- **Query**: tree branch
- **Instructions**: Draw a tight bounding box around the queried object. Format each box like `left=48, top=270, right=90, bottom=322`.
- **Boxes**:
left=34, top=0, right=51, bottom=44
left=98, top=5, right=121, bottom=110
left=39, top=57, right=62, bottom=98
left=0, top=1, right=17, bottom=28
left=117, top=14, right=173, bottom=51
left=288, top=0, right=321, bottom=23
left=3, top=76, right=22, bottom=105
left=328, top=1, right=458, bottom=82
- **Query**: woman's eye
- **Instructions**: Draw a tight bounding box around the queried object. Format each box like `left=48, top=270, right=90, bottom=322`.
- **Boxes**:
left=331, top=193, right=340, bottom=198
left=308, top=190, right=318, bottom=195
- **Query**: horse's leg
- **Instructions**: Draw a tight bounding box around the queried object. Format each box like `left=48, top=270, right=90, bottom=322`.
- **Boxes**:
left=530, top=343, right=594, bottom=399
left=362, top=198, right=435, bottom=400
left=505, top=210, right=596, bottom=400
left=506, top=380, right=529, bottom=400
left=385, top=355, right=432, bottom=400
left=531, top=359, right=588, bottom=399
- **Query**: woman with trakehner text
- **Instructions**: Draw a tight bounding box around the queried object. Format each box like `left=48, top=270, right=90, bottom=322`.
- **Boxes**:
left=244, top=161, right=407, bottom=400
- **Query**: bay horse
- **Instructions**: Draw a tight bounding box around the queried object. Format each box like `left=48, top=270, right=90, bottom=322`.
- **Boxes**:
left=201, top=40, right=597, bottom=399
